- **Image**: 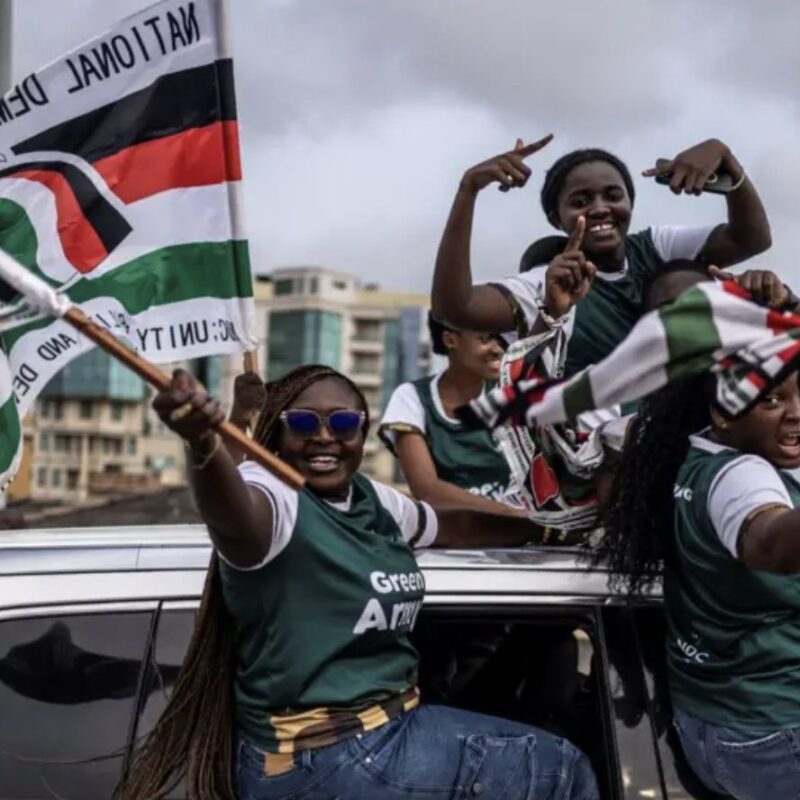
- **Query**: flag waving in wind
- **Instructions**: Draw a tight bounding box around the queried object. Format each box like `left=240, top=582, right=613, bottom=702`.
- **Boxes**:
left=0, top=0, right=255, bottom=489
left=463, top=281, right=800, bottom=434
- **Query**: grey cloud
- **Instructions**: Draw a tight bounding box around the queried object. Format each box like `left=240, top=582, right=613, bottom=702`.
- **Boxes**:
left=9, top=0, right=800, bottom=291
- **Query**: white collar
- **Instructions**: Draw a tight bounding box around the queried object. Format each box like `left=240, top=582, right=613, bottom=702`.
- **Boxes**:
left=689, top=430, right=735, bottom=454
left=431, top=373, right=464, bottom=426
left=325, top=486, right=354, bottom=511
left=594, top=259, right=629, bottom=282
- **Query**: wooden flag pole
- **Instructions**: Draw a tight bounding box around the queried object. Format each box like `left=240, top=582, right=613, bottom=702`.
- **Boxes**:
left=64, top=307, right=305, bottom=490
left=243, top=349, right=258, bottom=373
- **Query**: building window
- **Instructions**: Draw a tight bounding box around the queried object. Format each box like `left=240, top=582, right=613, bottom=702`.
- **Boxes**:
left=54, top=400, right=64, bottom=420
left=39, top=400, right=50, bottom=419
left=39, top=433, right=49, bottom=452
left=103, top=438, right=112, bottom=455
left=51, top=469, right=62, bottom=488
left=352, top=353, right=381, bottom=375
left=309, top=277, right=319, bottom=294
left=54, top=434, right=71, bottom=453
left=332, top=280, right=347, bottom=290
left=273, top=278, right=294, bottom=296
left=66, top=469, right=79, bottom=490
left=79, top=400, right=93, bottom=419
left=112, top=439, right=123, bottom=455
left=127, top=437, right=137, bottom=456
left=37, top=467, right=47, bottom=487
left=111, top=403, right=124, bottom=421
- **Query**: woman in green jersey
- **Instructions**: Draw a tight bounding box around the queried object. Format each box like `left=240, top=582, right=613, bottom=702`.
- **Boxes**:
left=598, top=370, right=800, bottom=800
left=380, top=313, right=519, bottom=515
left=117, top=364, right=599, bottom=800
left=432, top=135, right=772, bottom=375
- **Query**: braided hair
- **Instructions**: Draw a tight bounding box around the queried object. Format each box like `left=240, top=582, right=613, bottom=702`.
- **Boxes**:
left=593, top=374, right=714, bottom=595
left=540, top=148, right=635, bottom=229
left=115, top=364, right=369, bottom=800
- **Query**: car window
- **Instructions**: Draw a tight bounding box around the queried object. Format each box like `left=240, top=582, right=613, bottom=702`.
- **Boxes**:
left=134, top=608, right=196, bottom=800
left=0, top=611, right=152, bottom=799
left=413, top=607, right=616, bottom=799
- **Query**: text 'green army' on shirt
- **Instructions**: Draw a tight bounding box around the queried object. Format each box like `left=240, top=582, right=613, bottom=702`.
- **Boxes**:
left=218, top=461, right=438, bottom=754
left=379, top=373, right=513, bottom=501
left=668, top=434, right=800, bottom=731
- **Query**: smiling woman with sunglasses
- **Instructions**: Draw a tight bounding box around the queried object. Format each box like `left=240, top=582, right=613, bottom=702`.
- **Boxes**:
left=116, top=364, right=599, bottom=800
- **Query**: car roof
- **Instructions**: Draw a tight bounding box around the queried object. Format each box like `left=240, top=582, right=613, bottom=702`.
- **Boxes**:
left=0, top=525, right=662, bottom=612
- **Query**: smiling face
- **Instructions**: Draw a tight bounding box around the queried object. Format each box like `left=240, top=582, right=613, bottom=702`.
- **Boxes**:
left=555, top=161, right=633, bottom=267
left=277, top=376, right=366, bottom=499
left=715, top=372, right=800, bottom=469
left=444, top=330, right=505, bottom=380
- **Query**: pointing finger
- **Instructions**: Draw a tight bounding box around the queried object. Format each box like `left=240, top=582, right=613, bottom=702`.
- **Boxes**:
left=643, top=159, right=674, bottom=178
left=516, top=133, right=554, bottom=158
left=515, top=138, right=524, bottom=151
left=565, top=216, right=586, bottom=252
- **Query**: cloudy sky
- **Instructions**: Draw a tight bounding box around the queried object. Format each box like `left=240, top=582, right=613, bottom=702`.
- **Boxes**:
left=10, top=0, right=800, bottom=293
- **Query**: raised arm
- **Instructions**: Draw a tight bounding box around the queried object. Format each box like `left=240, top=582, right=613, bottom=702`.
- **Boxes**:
left=644, top=138, right=771, bottom=266
left=152, top=369, right=273, bottom=567
left=395, top=433, right=524, bottom=517
left=431, top=135, right=553, bottom=332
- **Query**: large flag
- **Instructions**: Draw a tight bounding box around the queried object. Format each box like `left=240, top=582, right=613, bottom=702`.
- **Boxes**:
left=0, top=0, right=256, bottom=488
left=465, top=281, right=800, bottom=432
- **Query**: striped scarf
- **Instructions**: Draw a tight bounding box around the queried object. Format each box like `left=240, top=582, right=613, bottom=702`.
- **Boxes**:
left=465, top=281, right=800, bottom=433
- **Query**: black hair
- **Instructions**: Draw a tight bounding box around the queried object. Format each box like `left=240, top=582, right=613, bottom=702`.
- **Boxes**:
left=428, top=312, right=455, bottom=357
left=592, top=374, right=714, bottom=594
left=540, top=148, right=635, bottom=229
left=427, top=313, right=507, bottom=355
left=643, top=259, right=711, bottom=311
left=519, top=235, right=568, bottom=273
left=115, top=364, right=369, bottom=800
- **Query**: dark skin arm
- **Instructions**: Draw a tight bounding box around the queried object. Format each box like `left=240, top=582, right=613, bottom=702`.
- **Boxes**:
left=434, top=507, right=546, bottom=548
left=431, top=135, right=553, bottom=332
left=152, top=369, right=273, bottom=567
left=739, top=505, right=800, bottom=574
left=394, top=433, right=525, bottom=517
left=644, top=139, right=771, bottom=266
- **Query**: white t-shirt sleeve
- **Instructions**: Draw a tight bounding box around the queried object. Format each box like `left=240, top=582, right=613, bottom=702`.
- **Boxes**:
left=651, top=225, right=717, bottom=262
left=370, top=479, right=438, bottom=550
left=217, top=460, right=300, bottom=570
left=487, top=265, right=575, bottom=336
left=379, top=383, right=426, bottom=447
left=706, top=455, right=793, bottom=557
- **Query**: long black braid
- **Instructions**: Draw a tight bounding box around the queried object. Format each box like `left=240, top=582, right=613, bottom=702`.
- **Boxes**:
left=593, top=374, right=713, bottom=595
left=115, top=364, right=369, bottom=800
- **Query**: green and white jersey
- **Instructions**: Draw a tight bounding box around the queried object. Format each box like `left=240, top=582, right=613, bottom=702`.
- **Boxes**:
left=379, top=373, right=513, bottom=501
left=668, top=434, right=800, bottom=730
left=219, top=461, right=438, bottom=753
left=492, top=225, right=714, bottom=374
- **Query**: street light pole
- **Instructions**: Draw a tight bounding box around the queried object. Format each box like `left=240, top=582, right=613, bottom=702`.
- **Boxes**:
left=0, top=0, right=11, bottom=93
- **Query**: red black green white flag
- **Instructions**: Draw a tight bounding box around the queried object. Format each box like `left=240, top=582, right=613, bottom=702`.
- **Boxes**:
left=0, top=0, right=255, bottom=488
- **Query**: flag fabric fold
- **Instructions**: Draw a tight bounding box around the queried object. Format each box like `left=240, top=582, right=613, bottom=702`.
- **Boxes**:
left=0, top=0, right=255, bottom=489
left=463, top=281, right=800, bottom=432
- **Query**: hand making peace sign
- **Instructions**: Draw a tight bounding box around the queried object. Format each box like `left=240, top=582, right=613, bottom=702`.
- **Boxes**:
left=459, top=134, right=554, bottom=195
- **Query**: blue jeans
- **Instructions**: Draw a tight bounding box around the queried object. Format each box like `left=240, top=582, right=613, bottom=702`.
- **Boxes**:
left=675, top=709, right=800, bottom=800
left=236, top=704, right=600, bottom=799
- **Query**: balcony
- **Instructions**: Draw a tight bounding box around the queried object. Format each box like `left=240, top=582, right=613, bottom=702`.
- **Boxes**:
left=88, top=471, right=160, bottom=494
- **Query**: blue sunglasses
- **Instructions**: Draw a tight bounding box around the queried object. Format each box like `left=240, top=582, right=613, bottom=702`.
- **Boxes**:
left=280, top=409, right=366, bottom=441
